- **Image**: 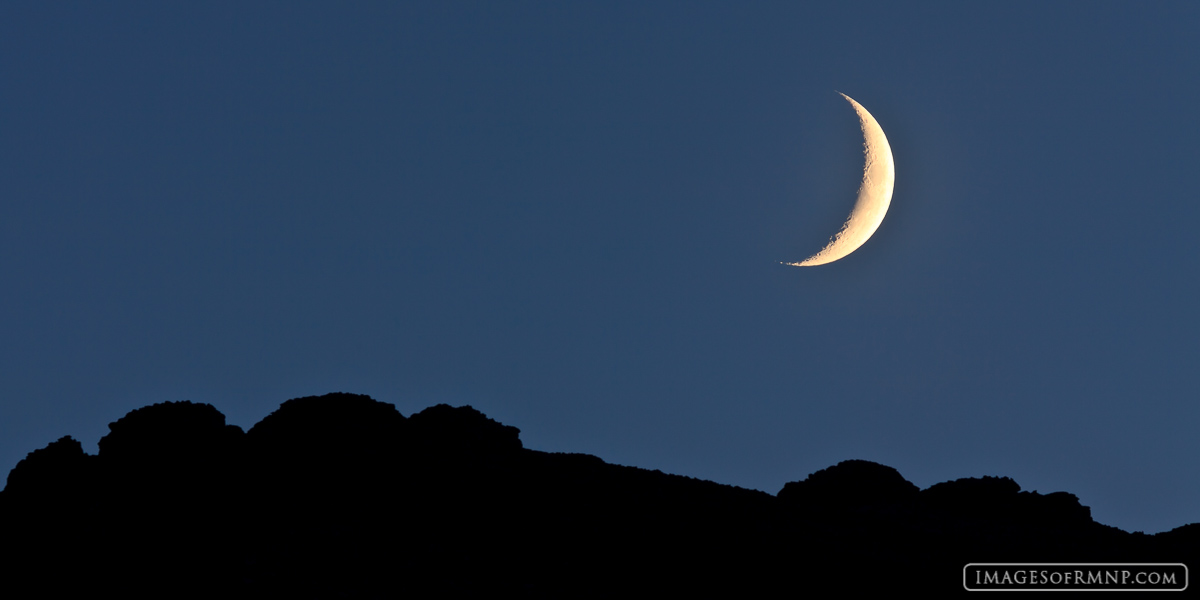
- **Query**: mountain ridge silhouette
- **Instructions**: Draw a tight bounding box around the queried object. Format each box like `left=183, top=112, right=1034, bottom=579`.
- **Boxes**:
left=2, top=392, right=1194, bottom=596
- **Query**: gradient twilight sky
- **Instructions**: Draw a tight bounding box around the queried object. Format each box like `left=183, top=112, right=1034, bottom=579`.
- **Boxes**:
left=2, top=2, right=1198, bottom=533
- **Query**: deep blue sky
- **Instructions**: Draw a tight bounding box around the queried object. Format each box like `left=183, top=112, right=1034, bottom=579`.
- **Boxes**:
left=2, top=2, right=1198, bottom=533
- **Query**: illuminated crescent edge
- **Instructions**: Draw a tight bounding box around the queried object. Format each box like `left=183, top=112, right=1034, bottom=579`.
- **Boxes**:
left=784, top=93, right=895, bottom=267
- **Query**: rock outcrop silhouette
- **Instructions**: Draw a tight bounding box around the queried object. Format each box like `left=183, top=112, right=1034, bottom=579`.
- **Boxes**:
left=778, top=458, right=919, bottom=511
left=0, top=392, right=1195, bottom=597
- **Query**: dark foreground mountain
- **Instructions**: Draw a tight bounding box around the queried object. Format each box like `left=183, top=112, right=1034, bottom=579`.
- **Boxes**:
left=1, top=393, right=1194, bottom=597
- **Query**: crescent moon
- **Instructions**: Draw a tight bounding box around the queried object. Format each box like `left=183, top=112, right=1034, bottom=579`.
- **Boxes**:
left=784, top=93, right=895, bottom=267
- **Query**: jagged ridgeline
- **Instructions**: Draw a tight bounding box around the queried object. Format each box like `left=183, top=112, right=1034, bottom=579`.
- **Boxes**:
left=1, top=393, right=1196, bottom=597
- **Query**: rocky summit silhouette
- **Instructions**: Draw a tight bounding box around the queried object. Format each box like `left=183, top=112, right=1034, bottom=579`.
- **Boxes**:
left=0, top=393, right=1195, bottom=597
